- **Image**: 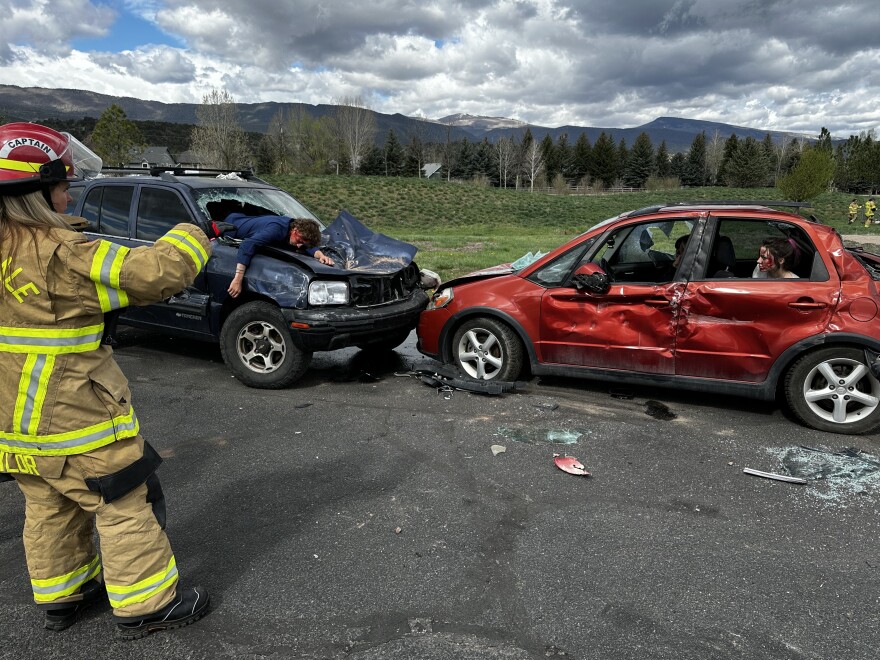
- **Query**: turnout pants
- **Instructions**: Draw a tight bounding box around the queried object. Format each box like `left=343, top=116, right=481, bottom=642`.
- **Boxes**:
left=10, top=436, right=179, bottom=618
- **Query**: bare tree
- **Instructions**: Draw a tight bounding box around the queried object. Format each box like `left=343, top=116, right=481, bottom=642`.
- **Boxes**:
left=495, top=136, right=517, bottom=188
left=190, top=88, right=251, bottom=169
left=333, top=96, right=376, bottom=173
left=523, top=139, right=544, bottom=192
left=706, top=129, right=724, bottom=185
left=259, top=109, right=289, bottom=174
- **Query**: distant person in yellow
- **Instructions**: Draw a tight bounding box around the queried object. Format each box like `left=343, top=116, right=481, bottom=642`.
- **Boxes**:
left=849, top=198, right=860, bottom=224
left=864, top=197, right=876, bottom=228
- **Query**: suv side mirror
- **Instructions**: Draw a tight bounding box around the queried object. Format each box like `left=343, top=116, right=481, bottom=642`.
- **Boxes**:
left=571, top=263, right=610, bottom=294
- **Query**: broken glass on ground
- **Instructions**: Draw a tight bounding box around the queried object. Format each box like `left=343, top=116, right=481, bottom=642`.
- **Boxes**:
left=765, top=445, right=880, bottom=504
left=496, top=427, right=583, bottom=445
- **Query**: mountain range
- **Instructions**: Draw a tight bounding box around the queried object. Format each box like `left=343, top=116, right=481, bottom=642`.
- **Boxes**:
left=0, top=84, right=814, bottom=153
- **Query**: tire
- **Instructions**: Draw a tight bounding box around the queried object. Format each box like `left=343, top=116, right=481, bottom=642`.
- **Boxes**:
left=451, top=317, right=524, bottom=381
left=784, top=347, right=880, bottom=434
left=219, top=302, right=312, bottom=389
left=356, top=329, right=411, bottom=352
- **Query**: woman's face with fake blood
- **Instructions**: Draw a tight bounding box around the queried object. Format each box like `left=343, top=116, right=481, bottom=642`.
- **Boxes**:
left=757, top=246, right=776, bottom=272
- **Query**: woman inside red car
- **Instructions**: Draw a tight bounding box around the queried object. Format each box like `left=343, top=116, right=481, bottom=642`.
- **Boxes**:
left=754, top=237, right=799, bottom=279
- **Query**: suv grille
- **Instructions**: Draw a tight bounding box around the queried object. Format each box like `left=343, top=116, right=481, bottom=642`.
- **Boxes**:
left=349, top=263, right=421, bottom=306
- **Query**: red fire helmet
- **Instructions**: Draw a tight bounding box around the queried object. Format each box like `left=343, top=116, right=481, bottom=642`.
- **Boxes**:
left=0, top=122, right=102, bottom=196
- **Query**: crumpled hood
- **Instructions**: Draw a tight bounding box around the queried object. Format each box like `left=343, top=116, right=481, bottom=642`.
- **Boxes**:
left=318, top=210, right=418, bottom=274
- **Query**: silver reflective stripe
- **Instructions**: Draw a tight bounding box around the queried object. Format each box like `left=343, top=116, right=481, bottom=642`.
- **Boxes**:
left=17, top=354, right=48, bottom=434
left=0, top=328, right=103, bottom=350
left=0, top=410, right=138, bottom=452
left=107, top=564, right=178, bottom=603
left=96, top=242, right=127, bottom=310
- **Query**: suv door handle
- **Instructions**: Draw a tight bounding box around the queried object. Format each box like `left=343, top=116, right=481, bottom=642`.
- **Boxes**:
left=788, top=300, right=827, bottom=310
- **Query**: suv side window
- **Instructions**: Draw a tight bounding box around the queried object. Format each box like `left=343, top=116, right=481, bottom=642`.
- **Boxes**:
left=79, top=187, right=102, bottom=232
left=97, top=186, right=134, bottom=237
left=136, top=187, right=194, bottom=241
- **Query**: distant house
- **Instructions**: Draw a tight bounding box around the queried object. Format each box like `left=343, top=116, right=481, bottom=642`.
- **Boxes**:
left=174, top=150, right=204, bottom=169
left=421, top=163, right=442, bottom=179
left=126, top=146, right=176, bottom=169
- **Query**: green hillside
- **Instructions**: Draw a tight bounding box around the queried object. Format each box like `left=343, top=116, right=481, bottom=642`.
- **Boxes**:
left=266, top=175, right=863, bottom=280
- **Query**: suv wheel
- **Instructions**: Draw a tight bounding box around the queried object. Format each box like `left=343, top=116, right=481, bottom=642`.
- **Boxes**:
left=784, top=347, right=880, bottom=434
left=220, top=302, right=311, bottom=389
left=451, top=317, right=523, bottom=381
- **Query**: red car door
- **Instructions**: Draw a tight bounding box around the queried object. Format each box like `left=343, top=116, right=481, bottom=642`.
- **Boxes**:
left=674, top=216, right=838, bottom=383
left=539, top=281, right=686, bottom=374
left=535, top=217, right=696, bottom=375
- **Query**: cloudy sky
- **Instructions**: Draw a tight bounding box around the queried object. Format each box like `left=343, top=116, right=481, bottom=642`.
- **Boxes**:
left=1, top=0, right=878, bottom=137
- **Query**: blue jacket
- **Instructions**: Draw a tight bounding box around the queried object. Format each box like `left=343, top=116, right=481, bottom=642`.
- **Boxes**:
left=225, top=213, right=318, bottom=266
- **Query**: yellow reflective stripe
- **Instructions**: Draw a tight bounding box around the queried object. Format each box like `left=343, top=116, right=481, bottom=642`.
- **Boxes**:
left=13, top=354, right=55, bottom=435
left=0, top=158, right=69, bottom=175
left=158, top=230, right=208, bottom=271
left=90, top=242, right=130, bottom=312
left=0, top=324, right=103, bottom=354
left=32, top=555, right=101, bottom=602
left=0, top=407, right=139, bottom=456
left=106, top=556, right=178, bottom=608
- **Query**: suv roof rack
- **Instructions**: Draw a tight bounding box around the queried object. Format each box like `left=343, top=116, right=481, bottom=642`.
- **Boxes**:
left=97, top=166, right=263, bottom=181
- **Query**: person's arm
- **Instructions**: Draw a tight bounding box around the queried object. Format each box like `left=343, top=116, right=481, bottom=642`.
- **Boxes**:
left=311, top=249, right=334, bottom=266
left=228, top=262, right=247, bottom=298
left=61, top=223, right=212, bottom=312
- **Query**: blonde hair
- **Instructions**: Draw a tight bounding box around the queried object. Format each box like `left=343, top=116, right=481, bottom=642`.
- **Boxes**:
left=0, top=189, right=75, bottom=296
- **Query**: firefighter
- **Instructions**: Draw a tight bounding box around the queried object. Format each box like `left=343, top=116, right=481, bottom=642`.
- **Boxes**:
left=849, top=198, right=860, bottom=224
left=864, top=197, right=876, bottom=228
left=0, top=123, right=211, bottom=638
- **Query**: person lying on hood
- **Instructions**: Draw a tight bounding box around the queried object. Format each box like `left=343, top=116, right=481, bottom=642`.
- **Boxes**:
left=225, top=214, right=335, bottom=298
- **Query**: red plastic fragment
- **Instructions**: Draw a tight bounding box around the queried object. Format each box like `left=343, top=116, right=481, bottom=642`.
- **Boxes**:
left=553, top=453, right=591, bottom=477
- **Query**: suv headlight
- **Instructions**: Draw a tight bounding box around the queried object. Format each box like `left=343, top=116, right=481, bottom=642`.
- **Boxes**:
left=308, top=281, right=349, bottom=305
left=428, top=287, right=454, bottom=309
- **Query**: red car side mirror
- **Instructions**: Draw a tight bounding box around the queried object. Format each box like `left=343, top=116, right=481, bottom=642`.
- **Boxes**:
left=572, top=263, right=610, bottom=294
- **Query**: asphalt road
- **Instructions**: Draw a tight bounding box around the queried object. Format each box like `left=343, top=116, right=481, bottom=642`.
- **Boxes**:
left=2, top=329, right=879, bottom=660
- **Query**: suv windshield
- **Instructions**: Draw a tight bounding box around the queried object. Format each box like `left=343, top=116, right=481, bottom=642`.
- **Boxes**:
left=193, top=187, right=323, bottom=227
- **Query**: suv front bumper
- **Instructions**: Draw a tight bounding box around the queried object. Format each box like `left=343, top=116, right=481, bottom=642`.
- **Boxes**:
left=282, top=290, right=429, bottom=351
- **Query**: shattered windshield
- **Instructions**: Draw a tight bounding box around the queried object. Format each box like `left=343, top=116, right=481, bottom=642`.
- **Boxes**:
left=192, top=187, right=323, bottom=228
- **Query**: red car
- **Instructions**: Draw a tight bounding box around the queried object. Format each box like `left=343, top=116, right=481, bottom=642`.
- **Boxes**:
left=417, top=201, right=880, bottom=434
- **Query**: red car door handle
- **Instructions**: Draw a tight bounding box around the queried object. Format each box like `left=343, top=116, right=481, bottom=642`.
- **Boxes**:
left=788, top=300, right=827, bottom=310
left=644, top=298, right=671, bottom=308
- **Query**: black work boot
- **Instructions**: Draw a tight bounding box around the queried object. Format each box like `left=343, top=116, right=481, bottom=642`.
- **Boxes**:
left=114, top=587, right=209, bottom=640
left=44, top=578, right=106, bottom=631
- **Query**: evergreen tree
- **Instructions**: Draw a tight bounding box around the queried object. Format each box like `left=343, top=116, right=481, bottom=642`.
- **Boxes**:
left=90, top=104, right=144, bottom=167
left=556, top=133, right=573, bottom=179
left=670, top=152, right=687, bottom=180
left=616, top=138, right=628, bottom=184
left=359, top=145, right=385, bottom=175
left=539, top=134, right=556, bottom=181
left=382, top=129, right=404, bottom=176
left=682, top=132, right=707, bottom=186
left=572, top=132, right=592, bottom=182
left=453, top=139, right=474, bottom=178
left=472, top=138, right=494, bottom=181
left=816, top=127, right=833, bottom=152
left=762, top=133, right=776, bottom=185
left=724, top=136, right=769, bottom=187
left=717, top=134, right=739, bottom=186
left=623, top=131, right=654, bottom=188
left=654, top=141, right=670, bottom=178
left=591, top=132, right=617, bottom=188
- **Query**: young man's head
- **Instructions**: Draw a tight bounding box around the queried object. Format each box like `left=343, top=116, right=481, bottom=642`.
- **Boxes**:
left=288, top=218, right=322, bottom=248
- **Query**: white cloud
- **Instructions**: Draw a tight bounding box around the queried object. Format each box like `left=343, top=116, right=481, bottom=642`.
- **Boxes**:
left=0, top=0, right=879, bottom=137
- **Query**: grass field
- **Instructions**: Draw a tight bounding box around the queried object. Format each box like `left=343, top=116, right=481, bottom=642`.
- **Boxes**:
left=266, top=174, right=872, bottom=280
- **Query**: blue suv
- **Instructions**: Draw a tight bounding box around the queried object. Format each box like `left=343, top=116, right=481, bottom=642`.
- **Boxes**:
left=67, top=169, right=429, bottom=388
